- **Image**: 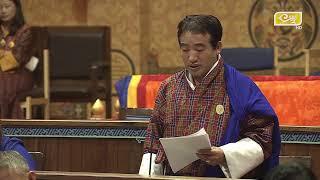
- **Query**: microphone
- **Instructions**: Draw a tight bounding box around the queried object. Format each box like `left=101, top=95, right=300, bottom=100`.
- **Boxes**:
left=148, top=128, right=154, bottom=176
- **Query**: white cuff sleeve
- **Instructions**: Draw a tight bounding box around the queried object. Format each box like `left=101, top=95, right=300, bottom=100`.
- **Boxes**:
left=25, top=56, right=39, bottom=72
left=219, top=137, right=264, bottom=179
left=139, top=153, right=163, bottom=176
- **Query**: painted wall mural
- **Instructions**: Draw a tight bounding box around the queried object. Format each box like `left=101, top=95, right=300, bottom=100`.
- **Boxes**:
left=23, top=0, right=319, bottom=72
left=249, top=0, right=318, bottom=61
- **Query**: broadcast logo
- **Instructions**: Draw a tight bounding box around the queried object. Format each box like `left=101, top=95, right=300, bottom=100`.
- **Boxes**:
left=274, top=12, right=302, bottom=29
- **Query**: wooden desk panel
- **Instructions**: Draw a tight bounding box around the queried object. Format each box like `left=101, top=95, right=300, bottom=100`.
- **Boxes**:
left=3, top=120, right=147, bottom=173
left=21, top=137, right=143, bottom=173
left=36, top=171, right=236, bottom=180
left=280, top=143, right=320, bottom=178
left=2, top=120, right=320, bottom=178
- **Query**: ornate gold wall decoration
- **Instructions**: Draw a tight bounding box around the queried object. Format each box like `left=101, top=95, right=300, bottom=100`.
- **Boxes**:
left=23, top=0, right=319, bottom=71
left=249, top=0, right=318, bottom=61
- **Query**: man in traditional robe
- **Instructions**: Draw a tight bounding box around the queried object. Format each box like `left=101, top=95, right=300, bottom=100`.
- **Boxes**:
left=139, top=15, right=280, bottom=179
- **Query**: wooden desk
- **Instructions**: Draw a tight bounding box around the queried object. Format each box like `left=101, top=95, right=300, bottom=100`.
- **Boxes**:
left=36, top=171, right=239, bottom=180
left=279, top=126, right=320, bottom=178
left=2, top=120, right=320, bottom=178
left=2, top=120, right=148, bottom=173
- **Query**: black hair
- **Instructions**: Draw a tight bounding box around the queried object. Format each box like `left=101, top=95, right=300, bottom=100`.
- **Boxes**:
left=177, top=14, right=223, bottom=48
left=0, top=0, right=25, bottom=36
left=263, top=161, right=316, bottom=180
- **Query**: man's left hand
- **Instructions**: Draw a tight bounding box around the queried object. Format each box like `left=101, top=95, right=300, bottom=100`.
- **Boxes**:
left=196, top=146, right=226, bottom=166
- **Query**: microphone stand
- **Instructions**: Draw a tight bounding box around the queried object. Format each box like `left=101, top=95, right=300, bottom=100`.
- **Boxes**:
left=149, top=152, right=152, bottom=176
left=148, top=128, right=154, bottom=176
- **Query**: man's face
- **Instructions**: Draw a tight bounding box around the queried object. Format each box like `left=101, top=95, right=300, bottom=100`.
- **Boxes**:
left=0, top=169, right=34, bottom=180
left=179, top=32, right=221, bottom=82
left=0, top=169, right=23, bottom=180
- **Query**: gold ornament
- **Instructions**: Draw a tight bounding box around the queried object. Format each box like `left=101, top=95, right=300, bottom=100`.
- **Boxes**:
left=0, top=39, right=5, bottom=46
left=8, top=41, right=15, bottom=48
left=215, top=104, right=224, bottom=115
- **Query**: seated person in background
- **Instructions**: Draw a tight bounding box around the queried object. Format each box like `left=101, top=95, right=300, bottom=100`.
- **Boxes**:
left=140, top=14, right=280, bottom=179
left=0, top=122, right=35, bottom=170
left=263, top=161, right=316, bottom=180
left=0, top=0, right=34, bottom=119
left=0, top=151, right=36, bottom=180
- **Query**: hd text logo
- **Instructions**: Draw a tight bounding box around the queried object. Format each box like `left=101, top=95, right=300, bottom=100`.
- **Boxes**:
left=274, top=12, right=302, bottom=29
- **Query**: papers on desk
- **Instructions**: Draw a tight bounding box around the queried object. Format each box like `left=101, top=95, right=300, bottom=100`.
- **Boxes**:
left=159, top=128, right=211, bottom=173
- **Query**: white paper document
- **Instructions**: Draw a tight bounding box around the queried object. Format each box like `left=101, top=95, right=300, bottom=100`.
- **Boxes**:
left=159, top=128, right=211, bottom=173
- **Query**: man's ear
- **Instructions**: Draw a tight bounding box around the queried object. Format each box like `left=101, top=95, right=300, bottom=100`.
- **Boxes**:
left=216, top=41, right=222, bottom=54
left=28, top=171, right=36, bottom=180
